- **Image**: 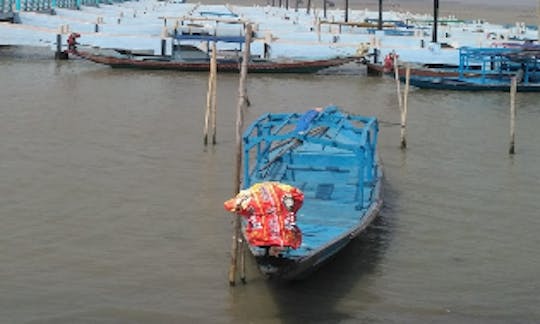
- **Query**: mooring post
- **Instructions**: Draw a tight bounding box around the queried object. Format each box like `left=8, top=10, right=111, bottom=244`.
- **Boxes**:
left=239, top=233, right=246, bottom=283
left=401, top=66, right=410, bottom=149
left=203, top=42, right=217, bottom=146
left=393, top=52, right=403, bottom=113
left=210, top=42, right=218, bottom=145
left=54, top=25, right=68, bottom=60
left=509, top=76, right=517, bottom=155
left=56, top=30, right=62, bottom=56
left=229, top=23, right=252, bottom=286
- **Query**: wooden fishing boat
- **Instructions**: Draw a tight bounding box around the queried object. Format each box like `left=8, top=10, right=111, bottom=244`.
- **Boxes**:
left=366, top=61, right=463, bottom=77
left=407, top=75, right=540, bottom=92
left=238, top=106, right=383, bottom=279
left=73, top=48, right=357, bottom=73
left=405, top=47, right=540, bottom=92
left=365, top=57, right=485, bottom=78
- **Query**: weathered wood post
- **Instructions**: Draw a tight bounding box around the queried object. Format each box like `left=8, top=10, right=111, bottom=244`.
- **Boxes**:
left=401, top=66, right=410, bottom=149
left=203, top=42, right=217, bottom=146
left=55, top=25, right=62, bottom=58
left=229, top=23, right=252, bottom=286
left=210, top=42, right=218, bottom=145
left=393, top=53, right=403, bottom=113
left=509, top=76, right=517, bottom=155
left=54, top=25, right=69, bottom=60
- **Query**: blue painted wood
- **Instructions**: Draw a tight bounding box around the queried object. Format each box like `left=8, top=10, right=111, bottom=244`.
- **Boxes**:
left=408, top=46, right=540, bottom=92
left=241, top=106, right=383, bottom=280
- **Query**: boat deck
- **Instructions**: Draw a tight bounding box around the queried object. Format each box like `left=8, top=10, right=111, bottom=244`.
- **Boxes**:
left=240, top=107, right=381, bottom=279
left=250, top=141, right=378, bottom=259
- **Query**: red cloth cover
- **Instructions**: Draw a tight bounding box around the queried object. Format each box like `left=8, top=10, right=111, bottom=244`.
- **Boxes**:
left=224, top=182, right=303, bottom=249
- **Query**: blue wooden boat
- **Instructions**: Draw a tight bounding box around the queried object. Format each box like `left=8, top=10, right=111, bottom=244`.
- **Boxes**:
left=407, top=75, right=540, bottom=92
left=240, top=106, right=383, bottom=279
left=406, top=47, right=540, bottom=92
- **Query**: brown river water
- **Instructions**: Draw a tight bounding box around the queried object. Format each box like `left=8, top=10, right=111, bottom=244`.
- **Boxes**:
left=1, top=46, right=540, bottom=323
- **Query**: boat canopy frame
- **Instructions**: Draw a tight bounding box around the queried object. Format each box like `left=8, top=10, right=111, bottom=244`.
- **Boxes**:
left=169, top=16, right=251, bottom=57
left=458, top=47, right=540, bottom=84
left=241, top=106, right=379, bottom=208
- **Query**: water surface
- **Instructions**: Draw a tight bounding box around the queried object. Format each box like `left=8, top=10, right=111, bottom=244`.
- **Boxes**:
left=1, top=49, right=539, bottom=323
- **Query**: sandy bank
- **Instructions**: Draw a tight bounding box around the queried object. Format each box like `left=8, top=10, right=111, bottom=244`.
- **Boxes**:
left=205, top=0, right=538, bottom=25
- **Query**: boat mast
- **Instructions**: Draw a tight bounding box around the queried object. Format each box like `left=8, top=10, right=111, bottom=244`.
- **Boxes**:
left=432, top=0, right=439, bottom=43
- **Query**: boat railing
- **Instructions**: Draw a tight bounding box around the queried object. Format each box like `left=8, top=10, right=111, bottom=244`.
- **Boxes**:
left=458, top=47, right=539, bottom=84
left=242, top=108, right=379, bottom=209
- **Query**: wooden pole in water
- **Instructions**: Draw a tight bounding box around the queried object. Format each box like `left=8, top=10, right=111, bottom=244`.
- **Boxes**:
left=203, top=42, right=217, bottom=146
left=509, top=76, right=517, bottom=155
left=229, top=23, right=252, bottom=286
left=401, top=66, right=410, bottom=149
left=393, top=53, right=403, bottom=113
left=210, top=42, right=218, bottom=145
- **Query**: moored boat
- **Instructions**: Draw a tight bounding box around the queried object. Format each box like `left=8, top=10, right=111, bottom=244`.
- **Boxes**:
left=365, top=51, right=481, bottom=78
left=407, top=75, right=540, bottom=92
left=366, top=61, right=463, bottom=78
left=74, top=48, right=358, bottom=73
left=228, top=106, right=383, bottom=280
left=406, top=47, right=540, bottom=92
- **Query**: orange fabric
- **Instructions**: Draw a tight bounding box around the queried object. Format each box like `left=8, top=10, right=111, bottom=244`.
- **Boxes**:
left=224, top=182, right=303, bottom=249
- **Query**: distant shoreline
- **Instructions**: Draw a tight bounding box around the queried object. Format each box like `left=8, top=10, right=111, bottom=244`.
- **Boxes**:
left=208, top=0, right=538, bottom=25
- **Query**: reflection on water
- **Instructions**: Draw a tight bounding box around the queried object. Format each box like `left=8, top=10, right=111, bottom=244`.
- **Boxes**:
left=1, top=50, right=540, bottom=323
left=268, top=214, right=393, bottom=324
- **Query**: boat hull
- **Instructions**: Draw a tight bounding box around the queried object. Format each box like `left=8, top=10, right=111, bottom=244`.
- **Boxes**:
left=366, top=62, right=464, bottom=78
left=240, top=107, right=383, bottom=280
left=252, top=166, right=383, bottom=280
left=408, top=76, right=540, bottom=92
left=75, top=51, right=357, bottom=73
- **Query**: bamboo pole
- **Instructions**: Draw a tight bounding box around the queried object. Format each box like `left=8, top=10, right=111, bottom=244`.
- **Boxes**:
left=229, top=23, right=252, bottom=286
left=393, top=53, right=403, bottom=112
left=211, top=42, right=218, bottom=145
left=203, top=42, right=216, bottom=146
left=509, top=76, right=517, bottom=155
left=401, top=66, right=410, bottom=149
left=239, top=234, right=246, bottom=283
